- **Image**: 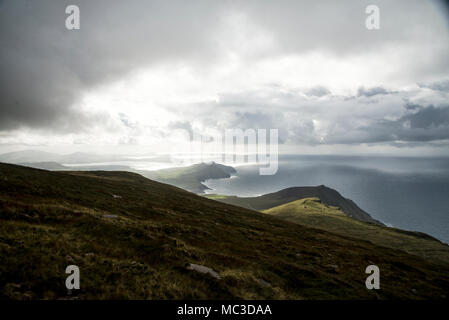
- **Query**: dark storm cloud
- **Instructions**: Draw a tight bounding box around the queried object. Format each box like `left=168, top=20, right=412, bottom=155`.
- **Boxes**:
left=340, top=105, right=449, bottom=144
left=211, top=90, right=449, bottom=145
left=177, top=85, right=449, bottom=146
left=418, top=79, right=449, bottom=92
left=1, top=0, right=448, bottom=145
left=304, top=86, right=331, bottom=97
left=404, top=102, right=422, bottom=110
left=230, top=111, right=282, bottom=128
left=357, top=86, right=396, bottom=97
left=0, top=0, right=224, bottom=132
left=236, top=0, right=449, bottom=57
left=399, top=105, right=449, bottom=130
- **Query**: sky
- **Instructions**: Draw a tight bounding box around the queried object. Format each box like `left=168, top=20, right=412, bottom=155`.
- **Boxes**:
left=1, top=0, right=449, bottom=156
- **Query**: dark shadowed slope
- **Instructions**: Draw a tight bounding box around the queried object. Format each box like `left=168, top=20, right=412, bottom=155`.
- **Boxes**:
left=0, top=163, right=448, bottom=299
left=209, top=185, right=382, bottom=225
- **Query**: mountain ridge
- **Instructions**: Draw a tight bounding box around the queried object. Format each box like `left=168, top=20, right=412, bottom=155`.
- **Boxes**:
left=209, top=185, right=383, bottom=225
left=145, top=162, right=237, bottom=194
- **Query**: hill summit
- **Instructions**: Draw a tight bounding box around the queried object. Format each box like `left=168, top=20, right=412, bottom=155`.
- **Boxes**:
left=210, top=185, right=382, bottom=225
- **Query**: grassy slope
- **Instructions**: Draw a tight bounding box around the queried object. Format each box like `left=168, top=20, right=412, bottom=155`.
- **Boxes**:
left=207, top=185, right=381, bottom=225
left=0, top=163, right=449, bottom=300
left=144, top=163, right=236, bottom=194
left=263, top=198, right=449, bottom=264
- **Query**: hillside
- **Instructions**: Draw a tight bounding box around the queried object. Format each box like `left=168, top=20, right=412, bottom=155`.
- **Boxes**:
left=19, top=161, right=140, bottom=172
left=208, top=185, right=382, bottom=225
left=0, top=163, right=449, bottom=299
left=144, top=162, right=237, bottom=194
left=19, top=162, right=71, bottom=171
left=15, top=159, right=239, bottom=193
left=263, top=198, right=449, bottom=264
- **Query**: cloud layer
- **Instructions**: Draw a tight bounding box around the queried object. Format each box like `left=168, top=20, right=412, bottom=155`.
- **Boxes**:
left=1, top=0, right=449, bottom=153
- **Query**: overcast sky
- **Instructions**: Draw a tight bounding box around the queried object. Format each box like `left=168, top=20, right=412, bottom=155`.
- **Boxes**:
left=1, top=0, right=449, bottom=156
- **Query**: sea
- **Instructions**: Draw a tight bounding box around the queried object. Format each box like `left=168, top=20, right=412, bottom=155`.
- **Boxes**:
left=203, top=155, right=449, bottom=244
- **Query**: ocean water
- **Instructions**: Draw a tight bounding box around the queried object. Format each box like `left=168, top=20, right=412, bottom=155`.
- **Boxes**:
left=204, top=155, right=449, bottom=244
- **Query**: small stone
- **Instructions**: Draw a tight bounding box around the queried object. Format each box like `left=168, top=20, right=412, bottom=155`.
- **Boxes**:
left=187, top=263, right=221, bottom=279
left=257, top=278, right=271, bottom=287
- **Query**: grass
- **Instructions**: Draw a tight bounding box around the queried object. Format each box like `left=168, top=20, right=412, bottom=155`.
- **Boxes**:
left=263, top=198, right=449, bottom=264
left=144, top=162, right=236, bottom=194
left=206, top=185, right=381, bottom=224
left=204, top=194, right=230, bottom=200
left=0, top=163, right=448, bottom=300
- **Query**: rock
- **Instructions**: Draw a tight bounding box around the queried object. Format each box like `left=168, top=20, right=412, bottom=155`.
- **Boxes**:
left=187, top=263, right=221, bottom=279
left=257, top=278, right=271, bottom=287
left=103, top=214, right=118, bottom=219
left=326, top=264, right=339, bottom=273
